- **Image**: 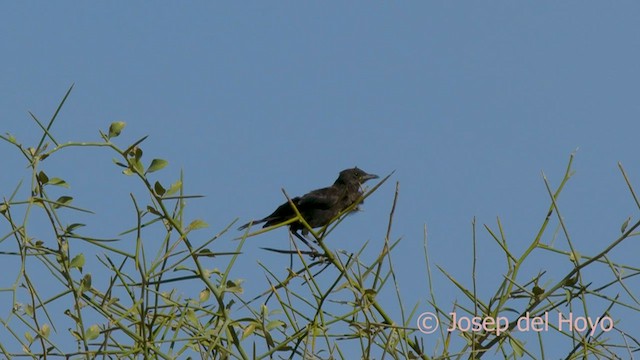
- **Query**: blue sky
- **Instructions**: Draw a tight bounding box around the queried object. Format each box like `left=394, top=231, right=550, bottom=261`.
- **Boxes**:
left=2, top=2, right=640, bottom=357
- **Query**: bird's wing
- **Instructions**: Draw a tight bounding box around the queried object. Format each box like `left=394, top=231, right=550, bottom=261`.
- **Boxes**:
left=296, top=187, right=341, bottom=210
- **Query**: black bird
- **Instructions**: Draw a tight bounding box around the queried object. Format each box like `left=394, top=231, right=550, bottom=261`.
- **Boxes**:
left=238, top=167, right=379, bottom=236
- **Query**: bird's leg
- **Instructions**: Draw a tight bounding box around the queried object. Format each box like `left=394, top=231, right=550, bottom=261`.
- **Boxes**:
left=291, top=230, right=316, bottom=251
left=291, top=230, right=321, bottom=258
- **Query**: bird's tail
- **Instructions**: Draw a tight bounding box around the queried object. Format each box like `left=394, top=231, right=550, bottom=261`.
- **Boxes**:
left=238, top=219, right=266, bottom=231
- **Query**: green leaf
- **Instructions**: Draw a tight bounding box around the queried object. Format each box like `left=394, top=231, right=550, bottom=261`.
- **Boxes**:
left=40, top=324, right=50, bottom=339
left=621, top=216, right=631, bottom=233
left=132, top=147, right=143, bottom=160
left=66, top=223, right=86, bottom=233
left=186, top=309, right=198, bottom=325
left=563, top=276, right=578, bottom=287
left=197, top=249, right=215, bottom=257
left=70, top=254, right=85, bottom=270
left=5, top=133, right=17, bottom=144
left=187, top=219, right=209, bottom=231
left=264, top=328, right=275, bottom=347
left=53, top=196, right=73, bottom=209
left=569, top=250, right=581, bottom=262
left=225, top=280, right=244, bottom=294
left=38, top=172, right=68, bottom=187
left=147, top=205, right=161, bottom=216
left=199, top=288, right=210, bottom=303
left=70, top=330, right=82, bottom=341
left=108, top=121, right=126, bottom=138
left=509, top=337, right=525, bottom=358
left=166, top=180, right=182, bottom=196
left=310, top=326, right=325, bottom=336
left=532, top=285, right=544, bottom=296
left=85, top=324, right=100, bottom=340
left=154, top=181, right=166, bottom=196
left=147, top=158, right=168, bottom=173
left=266, top=320, right=285, bottom=331
left=134, top=160, right=144, bottom=174
left=128, top=157, right=144, bottom=174
left=37, top=171, right=49, bottom=184
left=364, top=288, right=377, bottom=299
left=242, top=323, right=257, bottom=339
left=80, top=274, right=92, bottom=293
left=47, top=177, right=69, bottom=188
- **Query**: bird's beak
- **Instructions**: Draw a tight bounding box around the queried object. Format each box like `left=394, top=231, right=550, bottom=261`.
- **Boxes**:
left=362, top=173, right=379, bottom=182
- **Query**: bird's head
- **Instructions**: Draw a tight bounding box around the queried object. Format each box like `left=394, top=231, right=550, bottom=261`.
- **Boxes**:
left=335, top=167, right=379, bottom=185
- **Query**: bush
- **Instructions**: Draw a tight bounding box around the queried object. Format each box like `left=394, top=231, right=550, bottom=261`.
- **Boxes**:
left=1, top=88, right=638, bottom=359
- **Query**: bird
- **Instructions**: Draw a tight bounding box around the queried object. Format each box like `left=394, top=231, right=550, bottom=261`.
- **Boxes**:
left=238, top=167, right=379, bottom=237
